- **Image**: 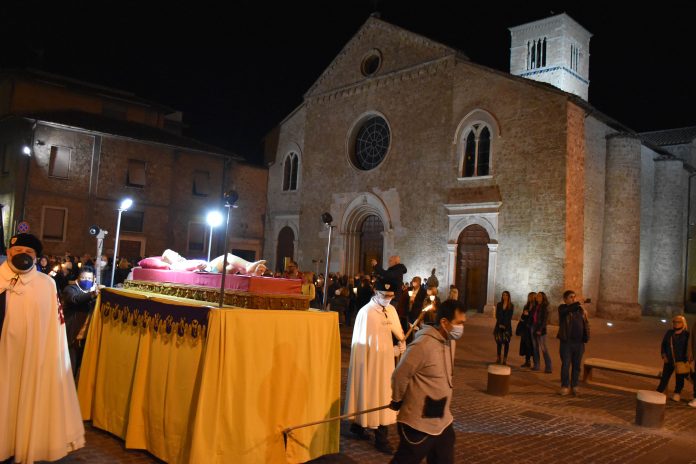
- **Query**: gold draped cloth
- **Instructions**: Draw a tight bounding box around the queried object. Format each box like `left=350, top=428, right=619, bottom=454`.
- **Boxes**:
left=78, top=288, right=340, bottom=463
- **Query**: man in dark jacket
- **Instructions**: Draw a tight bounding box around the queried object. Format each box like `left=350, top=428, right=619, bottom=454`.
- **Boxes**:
left=371, top=256, right=407, bottom=304
left=407, top=276, right=427, bottom=324
left=62, top=266, right=98, bottom=378
left=557, top=290, right=590, bottom=396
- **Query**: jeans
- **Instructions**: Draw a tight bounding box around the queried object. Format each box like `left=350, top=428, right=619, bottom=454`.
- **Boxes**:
left=532, top=333, right=552, bottom=372
left=391, top=422, right=455, bottom=464
left=560, top=341, right=585, bottom=388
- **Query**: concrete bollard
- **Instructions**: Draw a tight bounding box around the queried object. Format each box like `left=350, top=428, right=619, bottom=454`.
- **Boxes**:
left=487, top=364, right=511, bottom=396
left=635, top=390, right=666, bottom=428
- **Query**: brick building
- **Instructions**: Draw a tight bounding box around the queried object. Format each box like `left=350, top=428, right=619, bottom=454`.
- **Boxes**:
left=0, top=69, right=267, bottom=263
left=263, top=14, right=694, bottom=319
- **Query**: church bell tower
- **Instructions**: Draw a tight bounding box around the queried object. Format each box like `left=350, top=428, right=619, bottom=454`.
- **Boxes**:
left=509, top=13, right=592, bottom=100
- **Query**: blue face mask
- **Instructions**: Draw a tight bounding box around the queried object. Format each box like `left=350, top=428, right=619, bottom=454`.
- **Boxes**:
left=78, top=279, right=93, bottom=291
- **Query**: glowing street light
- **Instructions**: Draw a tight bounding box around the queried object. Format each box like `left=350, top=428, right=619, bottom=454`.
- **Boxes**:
left=110, top=198, right=133, bottom=287
left=206, top=210, right=224, bottom=262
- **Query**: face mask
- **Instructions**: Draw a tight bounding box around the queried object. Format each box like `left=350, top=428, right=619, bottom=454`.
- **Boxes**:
left=78, top=279, right=93, bottom=291
left=448, top=324, right=464, bottom=340
left=374, top=294, right=392, bottom=307
left=11, top=253, right=35, bottom=272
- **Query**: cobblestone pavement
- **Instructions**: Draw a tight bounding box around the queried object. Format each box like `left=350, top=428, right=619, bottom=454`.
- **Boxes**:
left=53, top=314, right=696, bottom=463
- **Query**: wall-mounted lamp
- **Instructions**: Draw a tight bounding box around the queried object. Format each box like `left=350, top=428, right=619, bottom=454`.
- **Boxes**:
left=22, top=146, right=31, bottom=156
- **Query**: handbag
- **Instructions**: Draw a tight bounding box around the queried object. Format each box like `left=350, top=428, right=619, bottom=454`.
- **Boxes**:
left=670, top=335, right=692, bottom=374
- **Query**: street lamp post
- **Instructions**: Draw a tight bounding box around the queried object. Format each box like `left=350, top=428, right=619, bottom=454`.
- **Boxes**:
left=110, top=198, right=132, bottom=287
left=206, top=211, right=223, bottom=262
left=321, top=212, right=334, bottom=311
left=218, top=190, right=239, bottom=308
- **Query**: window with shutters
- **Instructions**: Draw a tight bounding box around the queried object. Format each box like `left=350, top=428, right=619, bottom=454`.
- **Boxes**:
left=41, top=206, right=68, bottom=242
left=48, top=146, right=71, bottom=179
left=193, top=170, right=211, bottom=197
left=126, top=159, right=147, bottom=187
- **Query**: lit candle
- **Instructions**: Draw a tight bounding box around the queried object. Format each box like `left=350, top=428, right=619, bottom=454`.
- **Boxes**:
left=408, top=290, right=413, bottom=297
left=353, top=287, right=357, bottom=295
left=429, top=295, right=435, bottom=302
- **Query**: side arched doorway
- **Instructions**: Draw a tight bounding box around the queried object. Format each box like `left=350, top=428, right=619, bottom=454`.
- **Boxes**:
left=359, top=215, right=384, bottom=275
left=456, top=224, right=490, bottom=312
left=276, top=226, right=295, bottom=272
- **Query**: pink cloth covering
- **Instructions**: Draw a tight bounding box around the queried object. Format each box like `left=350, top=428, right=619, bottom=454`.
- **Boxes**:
left=131, top=268, right=301, bottom=295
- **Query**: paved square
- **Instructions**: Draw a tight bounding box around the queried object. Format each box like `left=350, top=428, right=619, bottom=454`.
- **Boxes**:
left=55, top=314, right=696, bottom=463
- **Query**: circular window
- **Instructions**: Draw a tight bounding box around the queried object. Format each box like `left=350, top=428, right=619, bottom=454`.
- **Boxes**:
left=361, top=50, right=382, bottom=76
left=352, top=116, right=390, bottom=170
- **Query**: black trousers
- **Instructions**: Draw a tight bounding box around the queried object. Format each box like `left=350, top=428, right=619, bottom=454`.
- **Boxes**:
left=657, top=362, right=689, bottom=394
left=391, top=422, right=455, bottom=464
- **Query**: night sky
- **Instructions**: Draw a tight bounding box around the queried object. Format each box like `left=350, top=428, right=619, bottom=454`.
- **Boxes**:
left=1, top=1, right=694, bottom=164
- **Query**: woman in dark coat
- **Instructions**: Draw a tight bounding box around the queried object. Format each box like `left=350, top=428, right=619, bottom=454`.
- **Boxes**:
left=656, top=315, right=691, bottom=402
left=494, top=290, right=514, bottom=365
left=517, top=292, right=536, bottom=368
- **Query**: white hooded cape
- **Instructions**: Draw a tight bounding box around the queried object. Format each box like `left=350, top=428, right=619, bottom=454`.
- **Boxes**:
left=0, top=262, right=85, bottom=463
left=343, top=298, right=404, bottom=428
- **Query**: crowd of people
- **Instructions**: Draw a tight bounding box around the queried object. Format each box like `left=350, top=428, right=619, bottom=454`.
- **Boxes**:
left=3, top=238, right=696, bottom=464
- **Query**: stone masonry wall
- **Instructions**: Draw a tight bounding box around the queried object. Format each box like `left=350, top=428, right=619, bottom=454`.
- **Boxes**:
left=598, top=134, right=642, bottom=320
left=646, top=159, right=687, bottom=315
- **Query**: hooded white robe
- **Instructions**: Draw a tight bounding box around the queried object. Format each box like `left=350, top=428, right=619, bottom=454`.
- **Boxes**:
left=0, top=262, right=85, bottom=463
left=344, top=298, right=405, bottom=428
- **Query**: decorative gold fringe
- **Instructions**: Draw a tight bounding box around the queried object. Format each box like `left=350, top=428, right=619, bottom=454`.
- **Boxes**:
left=123, top=280, right=311, bottom=310
left=101, top=300, right=207, bottom=343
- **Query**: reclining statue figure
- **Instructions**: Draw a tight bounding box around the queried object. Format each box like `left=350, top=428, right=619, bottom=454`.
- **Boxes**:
left=161, top=249, right=267, bottom=276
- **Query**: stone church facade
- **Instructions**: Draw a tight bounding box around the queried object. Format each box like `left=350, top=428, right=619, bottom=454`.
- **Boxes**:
left=263, top=14, right=692, bottom=320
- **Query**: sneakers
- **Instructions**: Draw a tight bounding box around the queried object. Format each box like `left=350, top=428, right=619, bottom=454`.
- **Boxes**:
left=688, top=399, right=696, bottom=408
left=559, top=387, right=570, bottom=396
left=671, top=393, right=681, bottom=402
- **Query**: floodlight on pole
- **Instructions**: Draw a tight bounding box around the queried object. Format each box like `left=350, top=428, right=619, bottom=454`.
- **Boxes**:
left=206, top=210, right=224, bottom=262
left=110, top=198, right=133, bottom=287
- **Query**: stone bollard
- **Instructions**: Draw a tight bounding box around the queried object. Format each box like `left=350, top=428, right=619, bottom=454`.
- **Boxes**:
left=487, top=364, right=511, bottom=396
left=635, top=390, right=666, bottom=428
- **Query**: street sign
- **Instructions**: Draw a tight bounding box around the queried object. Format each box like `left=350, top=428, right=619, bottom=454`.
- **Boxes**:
left=17, top=221, right=30, bottom=233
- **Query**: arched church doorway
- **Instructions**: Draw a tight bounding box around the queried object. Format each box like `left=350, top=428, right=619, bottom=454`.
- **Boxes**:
left=456, top=224, right=489, bottom=312
left=359, top=215, right=384, bottom=275
left=276, top=226, right=294, bottom=272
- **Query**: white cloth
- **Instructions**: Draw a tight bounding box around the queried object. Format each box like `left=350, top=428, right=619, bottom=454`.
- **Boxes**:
left=344, top=299, right=405, bottom=428
left=0, top=262, right=85, bottom=463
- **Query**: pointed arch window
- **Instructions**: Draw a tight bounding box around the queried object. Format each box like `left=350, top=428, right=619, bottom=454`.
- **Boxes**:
left=282, top=152, right=299, bottom=191
left=462, top=125, right=491, bottom=178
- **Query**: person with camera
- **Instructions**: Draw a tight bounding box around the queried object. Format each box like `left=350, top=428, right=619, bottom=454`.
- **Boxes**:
left=0, top=234, right=85, bottom=463
left=62, top=265, right=99, bottom=378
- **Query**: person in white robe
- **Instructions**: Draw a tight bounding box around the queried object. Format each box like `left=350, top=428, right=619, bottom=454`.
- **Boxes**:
left=344, top=277, right=405, bottom=454
left=0, top=234, right=85, bottom=463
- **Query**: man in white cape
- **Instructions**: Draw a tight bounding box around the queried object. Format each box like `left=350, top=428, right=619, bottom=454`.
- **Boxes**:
left=344, top=277, right=405, bottom=454
left=0, top=234, right=85, bottom=463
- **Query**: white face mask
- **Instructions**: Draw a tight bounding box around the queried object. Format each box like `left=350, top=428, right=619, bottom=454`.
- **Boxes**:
left=373, top=293, right=392, bottom=307
left=448, top=324, right=464, bottom=340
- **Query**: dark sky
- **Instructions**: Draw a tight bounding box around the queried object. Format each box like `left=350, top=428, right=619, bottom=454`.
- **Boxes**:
left=1, top=1, right=694, bottom=164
